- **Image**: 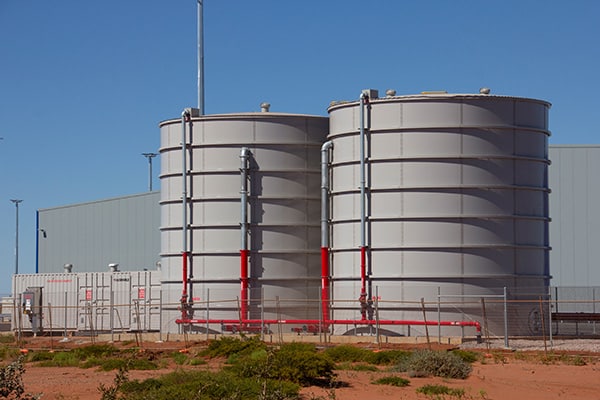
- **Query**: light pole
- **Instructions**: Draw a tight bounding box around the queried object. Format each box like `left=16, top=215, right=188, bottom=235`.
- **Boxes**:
left=10, top=199, right=23, bottom=275
left=142, top=153, right=158, bottom=191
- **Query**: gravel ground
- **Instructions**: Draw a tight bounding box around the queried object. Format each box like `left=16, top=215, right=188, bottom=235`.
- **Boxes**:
left=460, top=338, right=600, bottom=352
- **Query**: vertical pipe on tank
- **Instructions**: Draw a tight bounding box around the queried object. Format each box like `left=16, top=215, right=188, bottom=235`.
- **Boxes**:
left=180, top=110, right=190, bottom=319
left=197, top=0, right=204, bottom=114
left=321, top=141, right=333, bottom=323
left=240, top=147, right=251, bottom=321
left=359, top=92, right=368, bottom=298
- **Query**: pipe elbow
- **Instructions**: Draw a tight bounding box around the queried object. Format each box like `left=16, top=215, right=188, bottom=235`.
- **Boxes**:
left=321, top=141, right=333, bottom=152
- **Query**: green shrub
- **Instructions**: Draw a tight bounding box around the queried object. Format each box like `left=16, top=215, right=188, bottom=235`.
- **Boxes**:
left=37, top=351, right=80, bottom=367
left=28, top=351, right=55, bottom=362
left=0, top=346, right=19, bottom=361
left=201, top=335, right=266, bottom=358
left=451, top=349, right=480, bottom=363
left=324, top=345, right=369, bottom=362
left=365, top=349, right=412, bottom=365
left=396, top=350, right=472, bottom=379
left=0, top=335, right=14, bottom=344
left=0, top=356, right=39, bottom=399
left=171, top=351, right=188, bottom=365
left=416, top=384, right=465, bottom=397
left=372, top=375, right=410, bottom=387
left=73, top=344, right=118, bottom=360
left=83, top=357, right=159, bottom=371
left=189, top=357, right=207, bottom=366
left=323, top=346, right=411, bottom=366
left=229, top=343, right=335, bottom=386
left=119, top=370, right=299, bottom=400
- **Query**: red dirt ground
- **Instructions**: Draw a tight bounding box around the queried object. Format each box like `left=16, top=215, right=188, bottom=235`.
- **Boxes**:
left=12, top=339, right=600, bottom=400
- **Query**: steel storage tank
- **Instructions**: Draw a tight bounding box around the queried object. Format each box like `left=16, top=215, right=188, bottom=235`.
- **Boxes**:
left=159, top=110, right=328, bottom=333
left=327, top=91, right=551, bottom=336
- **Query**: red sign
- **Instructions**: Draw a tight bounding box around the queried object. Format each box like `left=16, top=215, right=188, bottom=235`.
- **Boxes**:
left=85, top=289, right=92, bottom=301
left=138, top=288, right=145, bottom=299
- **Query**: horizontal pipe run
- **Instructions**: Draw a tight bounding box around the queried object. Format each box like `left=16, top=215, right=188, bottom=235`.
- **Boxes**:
left=175, top=317, right=481, bottom=333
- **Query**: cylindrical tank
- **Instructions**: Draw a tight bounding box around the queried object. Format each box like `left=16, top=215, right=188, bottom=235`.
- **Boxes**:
left=159, top=111, right=328, bottom=333
left=327, top=92, right=551, bottom=336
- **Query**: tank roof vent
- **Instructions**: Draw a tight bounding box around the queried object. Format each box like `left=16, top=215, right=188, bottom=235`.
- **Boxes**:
left=385, top=89, right=396, bottom=97
left=64, top=263, right=73, bottom=273
left=260, top=102, right=271, bottom=112
left=361, top=89, right=379, bottom=99
left=479, top=87, right=491, bottom=94
left=108, top=263, right=119, bottom=273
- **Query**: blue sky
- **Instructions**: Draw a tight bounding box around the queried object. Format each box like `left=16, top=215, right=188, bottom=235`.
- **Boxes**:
left=1, top=1, right=599, bottom=295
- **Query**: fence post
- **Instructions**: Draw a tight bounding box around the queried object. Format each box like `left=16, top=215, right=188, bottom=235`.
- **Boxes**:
left=437, top=286, right=441, bottom=344
left=375, top=286, right=380, bottom=346
left=421, top=298, right=431, bottom=350
left=503, top=286, right=509, bottom=348
left=548, top=286, right=553, bottom=348
left=63, top=291, right=68, bottom=339
left=206, top=288, right=210, bottom=341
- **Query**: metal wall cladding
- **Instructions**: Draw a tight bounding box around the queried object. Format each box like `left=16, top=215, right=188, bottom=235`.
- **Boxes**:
left=38, top=192, right=160, bottom=273
left=11, top=271, right=161, bottom=333
left=327, top=94, right=551, bottom=335
left=159, top=113, right=328, bottom=329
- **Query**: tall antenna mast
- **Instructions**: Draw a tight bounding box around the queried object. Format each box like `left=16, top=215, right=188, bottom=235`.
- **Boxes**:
left=197, top=0, right=205, bottom=114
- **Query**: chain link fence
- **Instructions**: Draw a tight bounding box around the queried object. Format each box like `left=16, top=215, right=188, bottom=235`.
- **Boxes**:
left=4, top=285, right=600, bottom=345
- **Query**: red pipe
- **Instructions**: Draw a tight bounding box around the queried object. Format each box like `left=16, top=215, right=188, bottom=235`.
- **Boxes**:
left=175, top=317, right=481, bottom=334
left=240, top=249, right=249, bottom=320
left=320, top=247, right=329, bottom=322
left=181, top=251, right=189, bottom=320
left=360, top=246, right=367, bottom=295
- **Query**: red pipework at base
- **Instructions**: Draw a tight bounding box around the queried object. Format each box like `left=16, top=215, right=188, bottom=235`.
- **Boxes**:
left=180, top=251, right=189, bottom=320
left=320, top=247, right=330, bottom=322
left=240, top=249, right=249, bottom=321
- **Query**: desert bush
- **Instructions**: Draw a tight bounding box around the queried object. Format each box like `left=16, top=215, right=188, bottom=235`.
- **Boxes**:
left=73, top=344, right=118, bottom=359
left=323, top=345, right=369, bottom=362
left=0, top=346, right=19, bottom=361
left=36, top=351, right=80, bottom=367
left=372, top=375, right=410, bottom=387
left=396, top=350, right=472, bottom=379
left=98, top=367, right=129, bottom=400
left=323, top=345, right=410, bottom=366
left=450, top=349, right=480, bottom=363
left=0, top=335, right=15, bottom=344
left=201, top=335, right=266, bottom=358
left=119, top=369, right=299, bottom=400
left=416, top=384, right=465, bottom=397
left=229, top=342, right=335, bottom=386
left=83, top=357, right=158, bottom=371
left=0, top=356, right=40, bottom=399
left=170, top=351, right=188, bottom=365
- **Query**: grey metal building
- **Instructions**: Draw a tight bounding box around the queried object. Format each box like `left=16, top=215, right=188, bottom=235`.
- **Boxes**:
left=548, top=145, right=600, bottom=287
left=36, top=192, right=160, bottom=274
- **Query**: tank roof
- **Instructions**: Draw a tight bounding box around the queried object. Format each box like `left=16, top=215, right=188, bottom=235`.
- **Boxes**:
left=159, top=111, right=327, bottom=127
left=328, top=92, right=551, bottom=112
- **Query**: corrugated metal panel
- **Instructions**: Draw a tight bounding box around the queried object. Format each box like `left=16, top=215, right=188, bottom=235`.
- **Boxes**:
left=549, top=145, right=600, bottom=286
left=37, top=192, right=160, bottom=273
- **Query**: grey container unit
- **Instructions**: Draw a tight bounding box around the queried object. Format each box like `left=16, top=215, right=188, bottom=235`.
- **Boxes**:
left=159, top=112, right=328, bottom=333
left=11, top=273, right=79, bottom=334
left=327, top=93, right=551, bottom=336
left=11, top=271, right=160, bottom=334
left=77, top=271, right=161, bottom=332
